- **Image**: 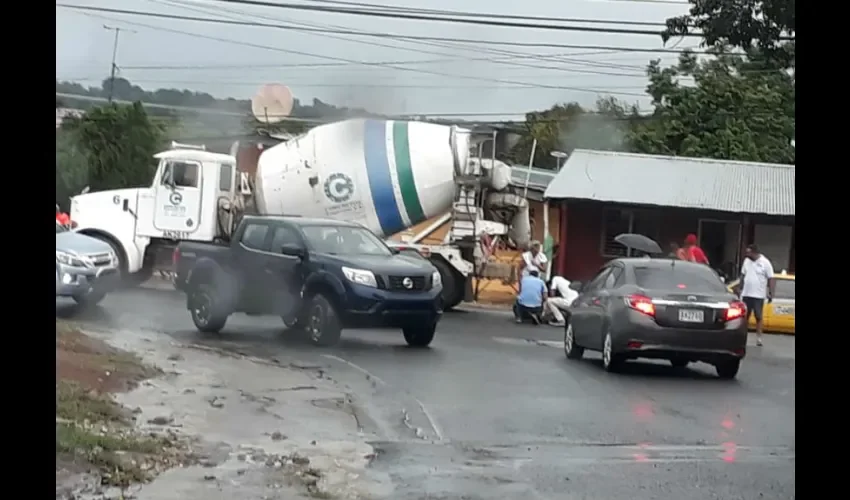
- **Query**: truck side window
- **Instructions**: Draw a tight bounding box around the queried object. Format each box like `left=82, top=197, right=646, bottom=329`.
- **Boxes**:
left=270, top=226, right=300, bottom=253
left=241, top=224, right=270, bottom=251
left=161, top=161, right=200, bottom=188
left=219, top=164, right=233, bottom=192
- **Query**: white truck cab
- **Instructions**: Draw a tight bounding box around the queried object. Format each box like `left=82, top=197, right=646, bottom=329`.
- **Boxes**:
left=71, top=143, right=238, bottom=279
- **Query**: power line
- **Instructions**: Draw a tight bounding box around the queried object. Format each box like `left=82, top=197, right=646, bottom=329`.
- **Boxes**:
left=58, top=4, right=703, bottom=55
left=59, top=8, right=650, bottom=97
left=148, top=0, right=646, bottom=77
left=216, top=0, right=674, bottom=27
left=205, top=0, right=696, bottom=37
left=62, top=77, right=650, bottom=91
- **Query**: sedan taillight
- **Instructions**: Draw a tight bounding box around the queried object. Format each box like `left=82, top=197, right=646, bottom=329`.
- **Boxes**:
left=725, top=300, right=746, bottom=321
left=626, top=294, right=656, bottom=317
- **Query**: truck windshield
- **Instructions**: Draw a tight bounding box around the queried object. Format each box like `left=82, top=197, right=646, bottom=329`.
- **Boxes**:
left=301, top=225, right=391, bottom=256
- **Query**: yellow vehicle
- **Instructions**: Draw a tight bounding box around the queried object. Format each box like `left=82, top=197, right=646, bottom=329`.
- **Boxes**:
left=727, top=271, right=795, bottom=334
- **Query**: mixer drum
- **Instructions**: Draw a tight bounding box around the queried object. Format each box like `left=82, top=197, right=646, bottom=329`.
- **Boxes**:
left=255, top=119, right=465, bottom=238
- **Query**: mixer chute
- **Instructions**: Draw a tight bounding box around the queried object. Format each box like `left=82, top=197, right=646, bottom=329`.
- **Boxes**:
left=251, top=84, right=294, bottom=124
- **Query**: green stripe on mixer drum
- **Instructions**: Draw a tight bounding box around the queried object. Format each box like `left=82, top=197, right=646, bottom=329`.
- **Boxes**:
left=392, top=121, right=425, bottom=223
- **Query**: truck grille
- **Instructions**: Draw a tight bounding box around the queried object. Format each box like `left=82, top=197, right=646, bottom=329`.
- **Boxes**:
left=386, top=275, right=428, bottom=291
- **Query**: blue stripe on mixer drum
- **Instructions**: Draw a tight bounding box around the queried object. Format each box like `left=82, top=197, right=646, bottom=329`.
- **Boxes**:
left=363, top=120, right=405, bottom=236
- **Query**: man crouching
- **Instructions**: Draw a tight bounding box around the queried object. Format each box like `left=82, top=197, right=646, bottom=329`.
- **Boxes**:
left=514, top=269, right=547, bottom=325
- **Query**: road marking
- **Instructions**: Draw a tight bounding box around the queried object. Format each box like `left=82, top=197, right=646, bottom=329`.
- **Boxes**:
left=321, top=354, right=444, bottom=441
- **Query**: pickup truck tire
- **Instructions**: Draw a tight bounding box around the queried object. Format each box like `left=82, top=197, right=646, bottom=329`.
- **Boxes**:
left=305, top=294, right=342, bottom=347
left=189, top=284, right=229, bottom=334
left=403, top=322, right=437, bottom=348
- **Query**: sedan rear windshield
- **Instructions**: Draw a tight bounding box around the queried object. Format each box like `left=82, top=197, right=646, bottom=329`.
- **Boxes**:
left=634, top=265, right=727, bottom=293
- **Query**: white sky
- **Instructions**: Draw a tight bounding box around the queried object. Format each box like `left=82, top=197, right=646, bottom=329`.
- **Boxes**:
left=56, top=0, right=694, bottom=119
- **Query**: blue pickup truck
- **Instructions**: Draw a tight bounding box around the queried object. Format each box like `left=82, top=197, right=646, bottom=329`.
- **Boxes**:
left=174, top=215, right=443, bottom=347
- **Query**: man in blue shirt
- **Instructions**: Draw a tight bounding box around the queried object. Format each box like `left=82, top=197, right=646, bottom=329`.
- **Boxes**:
left=514, top=269, right=548, bottom=325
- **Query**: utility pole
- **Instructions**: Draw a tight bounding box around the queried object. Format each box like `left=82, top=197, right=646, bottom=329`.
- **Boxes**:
left=103, top=25, right=135, bottom=102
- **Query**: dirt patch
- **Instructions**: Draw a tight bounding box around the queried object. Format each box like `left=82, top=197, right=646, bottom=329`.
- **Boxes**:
left=56, top=321, right=190, bottom=491
left=56, top=322, right=159, bottom=393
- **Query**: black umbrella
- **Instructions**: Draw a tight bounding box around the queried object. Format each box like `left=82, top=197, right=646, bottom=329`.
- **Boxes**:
left=614, top=233, right=663, bottom=255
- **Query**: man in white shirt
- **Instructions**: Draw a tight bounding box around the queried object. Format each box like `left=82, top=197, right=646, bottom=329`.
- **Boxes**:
left=739, top=243, right=776, bottom=346
left=521, top=240, right=548, bottom=278
left=544, top=275, right=579, bottom=327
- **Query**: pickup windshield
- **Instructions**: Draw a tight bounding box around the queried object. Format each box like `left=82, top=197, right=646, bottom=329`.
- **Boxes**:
left=301, top=225, right=391, bottom=257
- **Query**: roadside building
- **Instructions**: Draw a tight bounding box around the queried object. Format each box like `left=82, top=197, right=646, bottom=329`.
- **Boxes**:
left=543, top=149, right=795, bottom=281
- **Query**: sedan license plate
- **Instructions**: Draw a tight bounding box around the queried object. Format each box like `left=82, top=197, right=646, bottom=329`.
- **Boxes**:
left=678, top=309, right=704, bottom=323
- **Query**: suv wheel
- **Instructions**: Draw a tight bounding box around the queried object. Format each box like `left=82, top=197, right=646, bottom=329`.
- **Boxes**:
left=190, top=284, right=229, bottom=334
left=403, top=321, right=437, bottom=348
left=714, top=359, right=741, bottom=379
left=306, top=294, right=342, bottom=347
left=72, top=289, right=107, bottom=308
left=563, top=323, right=584, bottom=360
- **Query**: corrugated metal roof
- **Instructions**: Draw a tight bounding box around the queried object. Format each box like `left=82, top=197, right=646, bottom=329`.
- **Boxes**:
left=544, top=149, right=795, bottom=216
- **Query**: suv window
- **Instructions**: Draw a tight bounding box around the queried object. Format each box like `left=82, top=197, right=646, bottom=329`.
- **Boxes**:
left=634, top=264, right=726, bottom=293
left=774, top=279, right=795, bottom=300
left=241, top=224, right=270, bottom=251
left=270, top=226, right=301, bottom=253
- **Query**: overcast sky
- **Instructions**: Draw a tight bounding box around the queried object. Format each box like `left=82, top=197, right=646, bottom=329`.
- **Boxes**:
left=56, top=0, right=695, bottom=119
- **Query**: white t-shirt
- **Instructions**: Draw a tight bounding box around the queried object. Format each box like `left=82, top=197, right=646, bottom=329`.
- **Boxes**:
left=551, top=276, right=579, bottom=306
left=740, top=255, right=774, bottom=299
left=522, top=250, right=548, bottom=276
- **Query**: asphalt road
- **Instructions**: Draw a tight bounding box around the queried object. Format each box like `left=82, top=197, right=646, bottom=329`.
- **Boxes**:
left=57, top=288, right=795, bottom=500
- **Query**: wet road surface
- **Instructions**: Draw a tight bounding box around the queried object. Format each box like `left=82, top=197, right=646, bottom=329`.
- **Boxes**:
left=58, top=288, right=795, bottom=500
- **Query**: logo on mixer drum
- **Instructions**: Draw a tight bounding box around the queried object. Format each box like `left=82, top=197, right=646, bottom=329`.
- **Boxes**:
left=323, top=173, right=354, bottom=203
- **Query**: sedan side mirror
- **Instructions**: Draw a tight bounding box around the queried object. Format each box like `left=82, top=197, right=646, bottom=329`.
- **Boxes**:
left=280, top=243, right=306, bottom=258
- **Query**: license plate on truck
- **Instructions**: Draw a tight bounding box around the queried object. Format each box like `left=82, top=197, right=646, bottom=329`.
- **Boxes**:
left=678, top=309, right=704, bottom=323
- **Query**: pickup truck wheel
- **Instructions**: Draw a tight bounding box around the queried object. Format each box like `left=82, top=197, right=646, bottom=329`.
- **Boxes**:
left=190, top=284, right=228, bottom=334
left=306, top=294, right=342, bottom=347
left=403, top=322, right=437, bottom=348
left=282, top=315, right=304, bottom=332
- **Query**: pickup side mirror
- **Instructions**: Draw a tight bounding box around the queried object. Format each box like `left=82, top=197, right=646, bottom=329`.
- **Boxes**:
left=280, top=243, right=306, bottom=258
left=569, top=280, right=583, bottom=291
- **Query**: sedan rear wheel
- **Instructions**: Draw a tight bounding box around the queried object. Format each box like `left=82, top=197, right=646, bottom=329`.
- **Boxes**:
left=602, top=332, right=623, bottom=373
left=564, top=324, right=584, bottom=360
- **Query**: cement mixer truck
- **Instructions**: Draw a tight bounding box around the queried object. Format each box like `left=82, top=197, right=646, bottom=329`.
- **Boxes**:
left=68, top=118, right=531, bottom=309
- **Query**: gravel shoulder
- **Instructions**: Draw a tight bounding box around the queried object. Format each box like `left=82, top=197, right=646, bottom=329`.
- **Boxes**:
left=56, top=321, right=390, bottom=500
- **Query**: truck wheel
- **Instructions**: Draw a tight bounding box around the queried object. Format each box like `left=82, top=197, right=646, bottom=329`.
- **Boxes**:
left=305, top=294, right=342, bottom=347
left=190, top=284, right=229, bottom=334
left=72, top=289, right=107, bottom=308
left=430, top=258, right=464, bottom=310
left=403, top=321, right=437, bottom=348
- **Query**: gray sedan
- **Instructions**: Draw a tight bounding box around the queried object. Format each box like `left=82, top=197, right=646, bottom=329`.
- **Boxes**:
left=56, top=222, right=120, bottom=306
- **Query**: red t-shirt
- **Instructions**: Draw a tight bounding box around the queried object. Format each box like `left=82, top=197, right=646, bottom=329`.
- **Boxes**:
left=686, top=246, right=709, bottom=265
left=56, top=213, right=70, bottom=225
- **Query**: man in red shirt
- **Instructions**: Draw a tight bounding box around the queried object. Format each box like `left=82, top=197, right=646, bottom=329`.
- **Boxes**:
left=683, top=233, right=710, bottom=265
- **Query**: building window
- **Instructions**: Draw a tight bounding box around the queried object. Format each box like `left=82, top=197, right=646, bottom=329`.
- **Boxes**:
left=600, top=207, right=660, bottom=257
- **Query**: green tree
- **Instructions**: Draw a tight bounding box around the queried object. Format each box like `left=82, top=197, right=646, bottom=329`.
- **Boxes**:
left=629, top=50, right=794, bottom=163
left=509, top=98, right=640, bottom=169
left=58, top=103, right=168, bottom=197
left=55, top=129, right=90, bottom=209
left=663, top=0, right=795, bottom=68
